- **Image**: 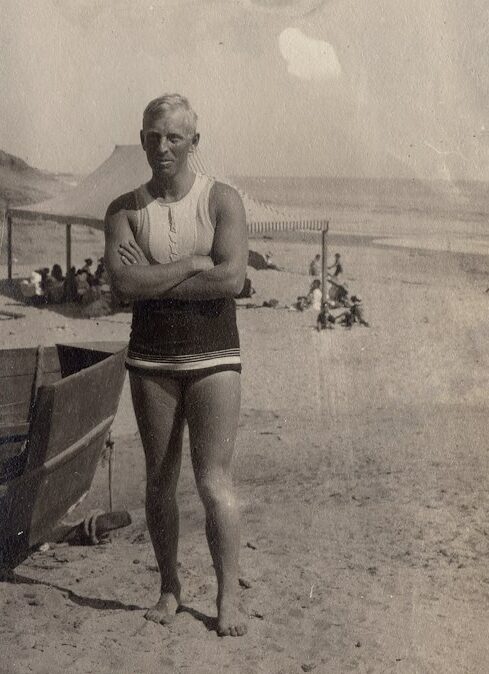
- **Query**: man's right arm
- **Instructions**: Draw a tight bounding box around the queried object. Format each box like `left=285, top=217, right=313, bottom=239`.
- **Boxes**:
left=104, top=195, right=213, bottom=301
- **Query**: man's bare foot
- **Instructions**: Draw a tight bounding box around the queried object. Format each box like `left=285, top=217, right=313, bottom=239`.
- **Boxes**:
left=217, top=595, right=248, bottom=637
left=145, top=592, right=180, bottom=625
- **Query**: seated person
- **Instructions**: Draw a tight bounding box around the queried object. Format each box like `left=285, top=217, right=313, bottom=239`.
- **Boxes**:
left=46, top=264, right=65, bottom=303
left=336, top=308, right=354, bottom=329
left=20, top=269, right=44, bottom=299
left=81, top=257, right=94, bottom=276
left=51, top=263, right=64, bottom=282
left=264, top=251, right=280, bottom=271
left=63, top=266, right=78, bottom=302
left=307, top=279, right=322, bottom=311
left=350, top=295, right=369, bottom=327
left=75, top=269, right=91, bottom=301
left=327, top=278, right=349, bottom=307
left=94, top=256, right=111, bottom=292
left=317, top=302, right=334, bottom=330
left=294, top=296, right=309, bottom=312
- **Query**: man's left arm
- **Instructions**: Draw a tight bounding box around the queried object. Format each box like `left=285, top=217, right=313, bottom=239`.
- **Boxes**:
left=164, top=182, right=248, bottom=300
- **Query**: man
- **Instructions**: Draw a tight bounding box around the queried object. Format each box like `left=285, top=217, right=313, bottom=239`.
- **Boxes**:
left=309, top=253, right=321, bottom=276
left=328, top=252, right=343, bottom=278
left=104, top=94, right=248, bottom=637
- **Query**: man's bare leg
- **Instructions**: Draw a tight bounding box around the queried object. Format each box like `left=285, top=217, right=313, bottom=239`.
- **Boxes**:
left=130, top=371, right=184, bottom=624
left=185, top=371, right=247, bottom=637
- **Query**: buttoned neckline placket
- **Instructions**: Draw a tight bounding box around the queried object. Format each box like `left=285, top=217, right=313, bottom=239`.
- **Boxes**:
left=154, top=202, right=178, bottom=262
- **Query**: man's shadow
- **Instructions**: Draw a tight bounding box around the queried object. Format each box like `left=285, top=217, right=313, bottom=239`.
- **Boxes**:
left=177, top=604, right=216, bottom=632
left=3, top=570, right=142, bottom=612
left=3, top=570, right=217, bottom=630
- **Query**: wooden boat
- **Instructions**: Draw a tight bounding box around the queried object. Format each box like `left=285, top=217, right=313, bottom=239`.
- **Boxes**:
left=0, top=342, right=127, bottom=569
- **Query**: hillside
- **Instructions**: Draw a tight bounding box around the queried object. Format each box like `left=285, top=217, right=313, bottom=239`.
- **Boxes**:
left=0, top=150, right=77, bottom=208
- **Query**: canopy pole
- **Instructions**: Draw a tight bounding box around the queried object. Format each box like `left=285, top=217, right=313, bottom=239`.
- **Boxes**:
left=7, top=212, right=13, bottom=281
left=65, top=223, right=72, bottom=274
left=321, top=221, right=329, bottom=303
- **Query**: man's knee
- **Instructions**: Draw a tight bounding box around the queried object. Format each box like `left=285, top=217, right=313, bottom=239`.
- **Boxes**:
left=196, top=472, right=236, bottom=511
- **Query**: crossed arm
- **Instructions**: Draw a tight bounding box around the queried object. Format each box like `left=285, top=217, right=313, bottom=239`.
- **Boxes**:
left=104, top=183, right=248, bottom=301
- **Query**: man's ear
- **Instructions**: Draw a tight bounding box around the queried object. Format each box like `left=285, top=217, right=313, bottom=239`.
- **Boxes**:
left=189, top=132, right=200, bottom=152
left=140, top=129, right=146, bottom=150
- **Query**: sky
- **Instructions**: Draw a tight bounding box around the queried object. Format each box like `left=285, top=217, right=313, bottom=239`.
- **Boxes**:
left=1, top=0, right=489, bottom=180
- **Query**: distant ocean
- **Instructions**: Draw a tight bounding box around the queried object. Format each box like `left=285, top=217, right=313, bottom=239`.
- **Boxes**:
left=231, top=176, right=489, bottom=223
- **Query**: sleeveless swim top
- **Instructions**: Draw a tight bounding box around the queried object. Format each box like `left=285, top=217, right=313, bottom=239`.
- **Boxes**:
left=131, top=173, right=216, bottom=261
left=126, top=173, right=241, bottom=376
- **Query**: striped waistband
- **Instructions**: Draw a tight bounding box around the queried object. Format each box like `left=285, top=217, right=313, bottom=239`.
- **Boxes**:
left=126, top=348, right=241, bottom=371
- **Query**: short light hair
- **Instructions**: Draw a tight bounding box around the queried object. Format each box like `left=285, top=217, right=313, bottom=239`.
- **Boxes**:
left=142, top=94, right=198, bottom=135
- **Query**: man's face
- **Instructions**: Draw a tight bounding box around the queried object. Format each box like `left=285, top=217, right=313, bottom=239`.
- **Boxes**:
left=140, top=108, right=199, bottom=178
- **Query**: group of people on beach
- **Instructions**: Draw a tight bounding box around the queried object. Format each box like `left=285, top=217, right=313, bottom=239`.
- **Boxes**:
left=316, top=293, right=369, bottom=330
left=308, top=251, right=343, bottom=279
left=296, top=252, right=369, bottom=329
left=21, top=257, right=110, bottom=305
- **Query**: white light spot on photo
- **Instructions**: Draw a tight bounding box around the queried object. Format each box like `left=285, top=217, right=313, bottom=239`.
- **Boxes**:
left=278, top=27, right=341, bottom=81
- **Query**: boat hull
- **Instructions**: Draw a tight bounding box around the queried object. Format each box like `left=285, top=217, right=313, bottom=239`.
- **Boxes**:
left=0, top=342, right=127, bottom=568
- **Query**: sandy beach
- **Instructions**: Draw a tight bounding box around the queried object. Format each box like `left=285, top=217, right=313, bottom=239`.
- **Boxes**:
left=1, top=220, right=489, bottom=674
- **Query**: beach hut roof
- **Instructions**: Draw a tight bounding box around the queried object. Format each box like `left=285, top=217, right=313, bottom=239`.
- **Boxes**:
left=4, top=146, right=327, bottom=280
left=8, top=145, right=324, bottom=232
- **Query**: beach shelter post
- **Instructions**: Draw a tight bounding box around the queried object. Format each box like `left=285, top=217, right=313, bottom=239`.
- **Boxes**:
left=65, top=223, right=72, bottom=274
left=321, top=221, right=329, bottom=299
left=7, top=213, right=13, bottom=280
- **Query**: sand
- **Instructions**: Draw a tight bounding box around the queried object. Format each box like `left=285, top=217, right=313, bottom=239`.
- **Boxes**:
left=1, top=224, right=489, bottom=674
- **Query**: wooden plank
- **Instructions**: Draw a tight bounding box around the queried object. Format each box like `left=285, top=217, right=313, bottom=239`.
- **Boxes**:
left=0, top=375, right=33, bottom=406
left=0, top=403, right=30, bottom=427
left=0, top=347, right=61, bottom=378
left=47, top=351, right=125, bottom=459
left=0, top=422, right=29, bottom=438
left=0, top=371, right=61, bottom=406
left=1, top=421, right=110, bottom=564
left=27, top=349, right=126, bottom=467
left=23, top=386, right=54, bottom=470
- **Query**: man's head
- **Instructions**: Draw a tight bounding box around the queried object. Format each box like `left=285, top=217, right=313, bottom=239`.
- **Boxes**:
left=140, top=94, right=200, bottom=178
left=142, top=94, right=198, bottom=136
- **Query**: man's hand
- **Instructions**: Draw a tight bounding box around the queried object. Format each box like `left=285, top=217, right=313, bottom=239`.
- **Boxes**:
left=118, top=240, right=149, bottom=266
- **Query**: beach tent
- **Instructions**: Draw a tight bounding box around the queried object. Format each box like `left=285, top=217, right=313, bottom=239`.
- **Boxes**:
left=5, top=146, right=328, bottom=278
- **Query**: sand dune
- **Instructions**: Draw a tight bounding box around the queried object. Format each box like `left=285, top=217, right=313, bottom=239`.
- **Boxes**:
left=0, top=149, right=75, bottom=208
